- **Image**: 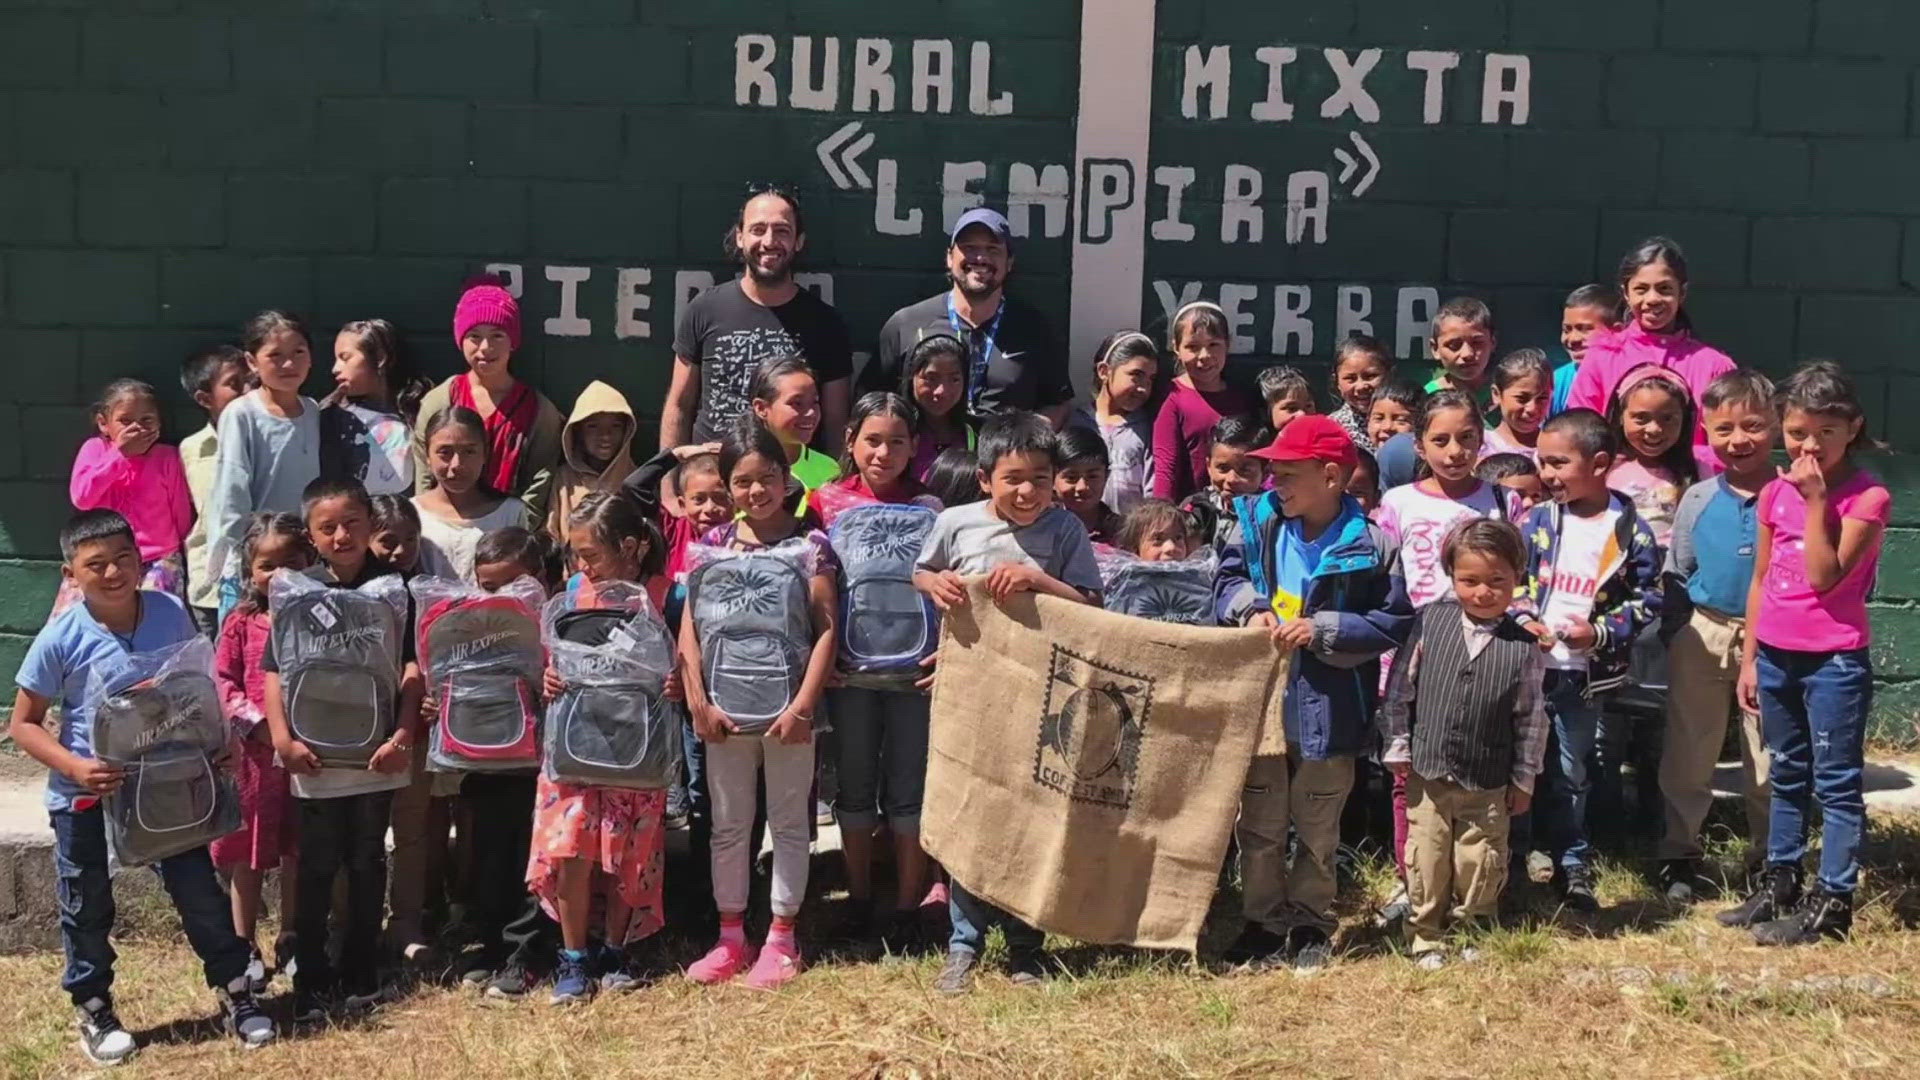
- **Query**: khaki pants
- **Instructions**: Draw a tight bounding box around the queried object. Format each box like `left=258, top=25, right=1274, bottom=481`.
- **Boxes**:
left=1404, top=772, right=1508, bottom=955
left=1236, top=752, right=1353, bottom=932
left=1658, top=609, right=1770, bottom=861
left=386, top=740, right=453, bottom=948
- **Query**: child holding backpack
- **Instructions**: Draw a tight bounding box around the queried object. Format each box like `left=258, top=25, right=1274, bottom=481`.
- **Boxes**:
left=530, top=493, right=673, bottom=1002
left=680, top=418, right=840, bottom=989
left=819, top=393, right=943, bottom=947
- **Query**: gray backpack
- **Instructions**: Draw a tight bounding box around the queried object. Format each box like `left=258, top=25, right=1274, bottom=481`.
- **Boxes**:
left=686, top=543, right=814, bottom=734
left=1098, top=551, right=1219, bottom=626
left=269, top=569, right=407, bottom=768
left=828, top=503, right=940, bottom=679
left=541, top=582, right=682, bottom=790
left=87, top=637, right=240, bottom=868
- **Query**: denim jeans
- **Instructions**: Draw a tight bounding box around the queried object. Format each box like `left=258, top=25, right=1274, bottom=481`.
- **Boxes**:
left=829, top=686, right=931, bottom=833
left=948, top=881, right=1044, bottom=957
left=51, top=806, right=250, bottom=1005
left=1757, top=645, right=1870, bottom=895
left=295, top=791, right=393, bottom=993
left=1539, top=670, right=1600, bottom=873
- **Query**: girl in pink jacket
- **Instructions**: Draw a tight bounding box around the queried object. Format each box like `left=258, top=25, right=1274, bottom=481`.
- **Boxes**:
left=1566, top=237, right=1736, bottom=448
left=59, top=379, right=194, bottom=614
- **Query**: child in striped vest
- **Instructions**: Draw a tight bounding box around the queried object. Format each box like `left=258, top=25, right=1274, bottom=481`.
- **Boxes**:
left=1381, top=518, right=1549, bottom=968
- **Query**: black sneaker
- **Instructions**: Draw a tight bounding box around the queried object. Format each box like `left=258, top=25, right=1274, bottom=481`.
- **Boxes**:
left=486, top=958, right=541, bottom=1000
left=219, top=978, right=277, bottom=1050
left=1006, top=946, right=1053, bottom=987
left=932, top=949, right=977, bottom=995
left=75, top=996, right=136, bottom=1066
left=1221, top=923, right=1289, bottom=968
left=1286, top=925, right=1332, bottom=974
left=879, top=909, right=924, bottom=955
left=1559, top=866, right=1599, bottom=914
left=291, top=987, right=332, bottom=1025
left=1718, top=864, right=1801, bottom=928
left=1752, top=886, right=1852, bottom=946
left=1660, top=859, right=1703, bottom=904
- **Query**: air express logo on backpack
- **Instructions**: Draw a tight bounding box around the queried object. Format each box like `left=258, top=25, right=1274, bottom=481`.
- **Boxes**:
left=1033, top=645, right=1151, bottom=810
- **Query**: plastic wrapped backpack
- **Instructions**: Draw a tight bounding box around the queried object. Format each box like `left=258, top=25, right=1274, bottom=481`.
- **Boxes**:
left=827, top=502, right=939, bottom=686
left=685, top=541, right=815, bottom=734
left=86, top=636, right=240, bottom=868
left=413, top=575, right=547, bottom=772
left=542, top=580, right=681, bottom=789
left=268, top=568, right=408, bottom=768
left=1098, top=550, right=1220, bottom=626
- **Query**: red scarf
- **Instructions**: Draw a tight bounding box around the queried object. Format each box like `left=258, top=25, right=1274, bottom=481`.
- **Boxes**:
left=449, top=373, right=538, bottom=494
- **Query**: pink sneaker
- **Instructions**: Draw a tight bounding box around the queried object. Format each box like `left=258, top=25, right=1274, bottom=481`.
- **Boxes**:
left=686, top=938, right=755, bottom=985
left=742, top=938, right=803, bottom=990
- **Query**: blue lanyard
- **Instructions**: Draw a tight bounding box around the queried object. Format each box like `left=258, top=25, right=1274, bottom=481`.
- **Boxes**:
left=947, top=294, right=1003, bottom=411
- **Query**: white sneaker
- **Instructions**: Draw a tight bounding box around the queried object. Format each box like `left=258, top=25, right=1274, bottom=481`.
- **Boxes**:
left=1414, top=951, right=1446, bottom=971
left=76, top=997, right=137, bottom=1066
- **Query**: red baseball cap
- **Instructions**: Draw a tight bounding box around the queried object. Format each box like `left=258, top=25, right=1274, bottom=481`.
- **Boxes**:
left=1248, top=414, right=1358, bottom=468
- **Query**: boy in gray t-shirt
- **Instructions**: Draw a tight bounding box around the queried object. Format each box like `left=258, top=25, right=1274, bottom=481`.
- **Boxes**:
left=913, top=412, right=1099, bottom=996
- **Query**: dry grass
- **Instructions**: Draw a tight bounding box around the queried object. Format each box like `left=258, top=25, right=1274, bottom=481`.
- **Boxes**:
left=4, top=821, right=1920, bottom=1079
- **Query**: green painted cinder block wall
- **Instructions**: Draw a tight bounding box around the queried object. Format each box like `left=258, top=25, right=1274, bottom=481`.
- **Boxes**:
left=1, top=0, right=1918, bottom=743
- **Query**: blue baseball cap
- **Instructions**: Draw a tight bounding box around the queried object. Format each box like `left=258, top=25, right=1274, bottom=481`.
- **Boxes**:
left=949, top=207, right=1013, bottom=249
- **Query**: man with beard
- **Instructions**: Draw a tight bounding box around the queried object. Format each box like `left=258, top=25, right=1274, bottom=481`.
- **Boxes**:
left=660, top=187, right=852, bottom=450
left=863, top=209, right=1073, bottom=427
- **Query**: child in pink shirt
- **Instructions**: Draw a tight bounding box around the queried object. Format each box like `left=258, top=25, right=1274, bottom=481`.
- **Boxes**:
left=61, top=379, right=194, bottom=614
left=1152, top=301, right=1251, bottom=500
left=1728, top=362, right=1889, bottom=947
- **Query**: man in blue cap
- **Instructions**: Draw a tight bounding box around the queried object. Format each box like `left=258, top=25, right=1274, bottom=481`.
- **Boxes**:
left=862, top=208, right=1073, bottom=426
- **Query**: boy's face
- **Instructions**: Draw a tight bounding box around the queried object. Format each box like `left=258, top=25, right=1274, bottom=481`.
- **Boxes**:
left=1496, top=474, right=1547, bottom=512
left=1268, top=458, right=1342, bottom=519
left=475, top=559, right=531, bottom=594
left=1267, top=388, right=1314, bottom=434
left=369, top=524, right=420, bottom=574
left=307, top=495, right=372, bottom=574
left=1560, top=303, right=1615, bottom=363
left=1344, top=460, right=1380, bottom=514
left=677, top=469, right=733, bottom=531
left=65, top=535, right=142, bottom=608
left=1450, top=549, right=1519, bottom=622
left=1053, top=458, right=1108, bottom=518
left=1535, top=430, right=1610, bottom=506
left=1430, top=317, right=1494, bottom=386
left=577, top=413, right=629, bottom=468
left=978, top=449, right=1054, bottom=527
left=1207, top=443, right=1265, bottom=496
left=1703, top=401, right=1775, bottom=478
left=197, top=360, right=250, bottom=423
left=1366, top=399, right=1413, bottom=447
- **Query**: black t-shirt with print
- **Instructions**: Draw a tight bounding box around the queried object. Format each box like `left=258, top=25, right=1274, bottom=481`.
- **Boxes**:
left=673, top=279, right=853, bottom=443
left=861, top=291, right=1072, bottom=417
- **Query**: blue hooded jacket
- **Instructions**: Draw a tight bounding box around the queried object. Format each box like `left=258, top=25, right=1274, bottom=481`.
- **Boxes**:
left=1215, top=492, right=1413, bottom=759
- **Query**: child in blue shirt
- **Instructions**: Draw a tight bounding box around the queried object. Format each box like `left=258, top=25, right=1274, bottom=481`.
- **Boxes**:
left=1656, top=370, right=1779, bottom=903
left=8, top=510, right=275, bottom=1065
left=1215, top=415, right=1412, bottom=972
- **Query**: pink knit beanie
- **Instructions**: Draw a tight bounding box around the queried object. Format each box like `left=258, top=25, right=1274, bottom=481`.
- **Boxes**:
left=453, top=277, right=521, bottom=351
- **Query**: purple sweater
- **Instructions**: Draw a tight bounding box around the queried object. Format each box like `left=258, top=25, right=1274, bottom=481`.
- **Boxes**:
left=1151, top=381, right=1250, bottom=501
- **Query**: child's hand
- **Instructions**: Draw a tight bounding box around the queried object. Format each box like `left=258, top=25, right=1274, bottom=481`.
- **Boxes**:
left=673, top=442, right=722, bottom=461
left=693, top=702, right=737, bottom=743
left=1782, top=452, right=1828, bottom=502
left=112, top=424, right=158, bottom=457
left=1526, top=622, right=1557, bottom=651
left=1272, top=618, right=1314, bottom=650
left=1248, top=612, right=1279, bottom=632
left=67, top=758, right=126, bottom=796
left=419, top=694, right=439, bottom=724
left=914, top=650, right=939, bottom=691
left=663, top=667, right=684, bottom=702
left=1558, top=621, right=1597, bottom=652
left=542, top=667, right=565, bottom=701
left=1507, top=786, right=1532, bottom=817
left=1737, top=660, right=1760, bottom=715
left=369, top=734, right=412, bottom=774
left=985, top=562, right=1045, bottom=601
left=924, top=570, right=968, bottom=611
left=769, top=707, right=813, bottom=746
left=277, top=738, right=322, bottom=776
